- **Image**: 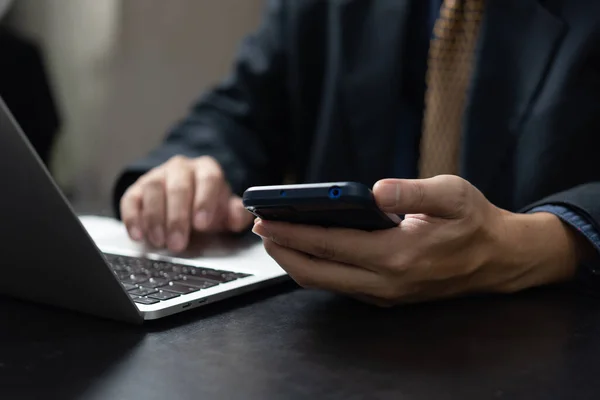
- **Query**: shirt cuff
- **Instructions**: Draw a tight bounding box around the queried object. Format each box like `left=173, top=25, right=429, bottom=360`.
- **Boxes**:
left=528, top=204, right=600, bottom=289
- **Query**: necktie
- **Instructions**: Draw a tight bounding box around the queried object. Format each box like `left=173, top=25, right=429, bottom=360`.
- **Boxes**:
left=418, top=0, right=485, bottom=179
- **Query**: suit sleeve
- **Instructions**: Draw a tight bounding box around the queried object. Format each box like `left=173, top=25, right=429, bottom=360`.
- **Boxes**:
left=521, top=183, right=600, bottom=287
left=521, top=183, right=600, bottom=234
left=112, top=0, right=290, bottom=217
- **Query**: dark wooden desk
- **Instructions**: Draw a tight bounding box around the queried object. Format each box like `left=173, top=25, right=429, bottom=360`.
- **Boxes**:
left=2, top=281, right=600, bottom=399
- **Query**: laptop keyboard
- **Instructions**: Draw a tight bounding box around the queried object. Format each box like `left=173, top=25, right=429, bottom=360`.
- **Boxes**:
left=103, top=253, right=252, bottom=305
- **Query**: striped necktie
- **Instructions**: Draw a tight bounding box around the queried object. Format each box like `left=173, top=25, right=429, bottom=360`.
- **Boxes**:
left=418, top=0, right=485, bottom=179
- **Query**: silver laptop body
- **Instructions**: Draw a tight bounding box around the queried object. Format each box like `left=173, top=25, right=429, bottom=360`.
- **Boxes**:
left=0, top=97, right=287, bottom=324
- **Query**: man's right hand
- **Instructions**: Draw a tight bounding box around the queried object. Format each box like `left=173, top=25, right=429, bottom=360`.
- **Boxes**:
left=120, top=155, right=254, bottom=252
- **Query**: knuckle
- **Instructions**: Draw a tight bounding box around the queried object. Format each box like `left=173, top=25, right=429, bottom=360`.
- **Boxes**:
left=122, top=183, right=141, bottom=198
left=432, top=175, right=472, bottom=218
left=202, top=169, right=225, bottom=184
left=377, top=244, right=409, bottom=273
left=408, top=180, right=426, bottom=210
left=141, top=198, right=163, bottom=217
left=144, top=178, right=166, bottom=193
left=450, top=178, right=471, bottom=217
left=313, top=241, right=336, bottom=260
left=140, top=173, right=165, bottom=189
left=196, top=155, right=219, bottom=168
left=168, top=155, right=190, bottom=165
left=195, top=157, right=225, bottom=180
left=379, top=254, right=401, bottom=272
left=168, top=182, right=192, bottom=197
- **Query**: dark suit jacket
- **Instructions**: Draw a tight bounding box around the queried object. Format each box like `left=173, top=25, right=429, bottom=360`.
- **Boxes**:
left=114, top=0, right=600, bottom=229
left=0, top=27, right=60, bottom=166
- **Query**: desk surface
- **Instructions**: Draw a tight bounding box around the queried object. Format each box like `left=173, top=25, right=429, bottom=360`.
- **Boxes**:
left=2, top=283, right=600, bottom=400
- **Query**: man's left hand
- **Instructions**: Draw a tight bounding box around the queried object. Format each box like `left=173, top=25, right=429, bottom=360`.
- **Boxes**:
left=252, top=176, right=583, bottom=305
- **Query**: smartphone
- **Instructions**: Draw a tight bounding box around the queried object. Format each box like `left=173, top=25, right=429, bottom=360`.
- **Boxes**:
left=242, top=182, right=400, bottom=231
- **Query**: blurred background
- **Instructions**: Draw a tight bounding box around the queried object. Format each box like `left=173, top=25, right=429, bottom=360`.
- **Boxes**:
left=1, top=0, right=263, bottom=211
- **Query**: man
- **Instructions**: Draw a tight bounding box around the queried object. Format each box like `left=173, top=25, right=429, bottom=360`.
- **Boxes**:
left=115, top=0, right=600, bottom=305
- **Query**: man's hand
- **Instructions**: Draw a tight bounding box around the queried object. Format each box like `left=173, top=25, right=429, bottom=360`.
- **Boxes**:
left=252, top=176, right=582, bottom=305
left=120, top=155, right=254, bottom=252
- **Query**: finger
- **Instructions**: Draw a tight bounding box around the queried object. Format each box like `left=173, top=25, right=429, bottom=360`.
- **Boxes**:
left=373, top=175, right=471, bottom=218
left=164, top=163, right=194, bottom=252
left=208, top=182, right=235, bottom=231
left=252, top=219, right=390, bottom=269
left=262, top=239, right=385, bottom=296
left=140, top=173, right=167, bottom=247
left=192, top=159, right=227, bottom=230
left=120, top=185, right=144, bottom=241
left=226, top=196, right=254, bottom=232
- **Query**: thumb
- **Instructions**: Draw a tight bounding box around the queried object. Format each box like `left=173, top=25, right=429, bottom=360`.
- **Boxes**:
left=373, top=175, right=470, bottom=218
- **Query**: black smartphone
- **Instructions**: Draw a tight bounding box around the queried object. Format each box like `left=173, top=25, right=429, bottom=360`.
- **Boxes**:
left=242, top=182, right=400, bottom=231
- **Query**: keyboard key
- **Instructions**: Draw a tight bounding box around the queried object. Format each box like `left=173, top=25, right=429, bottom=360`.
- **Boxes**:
left=221, top=273, right=248, bottom=281
left=122, top=283, right=137, bottom=291
left=103, top=252, right=251, bottom=290
left=148, top=291, right=180, bottom=301
left=195, top=268, right=239, bottom=282
left=114, top=270, right=131, bottom=280
left=150, top=269, right=165, bottom=278
left=131, top=258, right=152, bottom=268
left=132, top=296, right=160, bottom=305
left=129, top=265, right=146, bottom=274
left=151, top=261, right=171, bottom=271
left=185, top=266, right=215, bottom=276
left=160, top=271, right=183, bottom=281
left=141, top=277, right=170, bottom=289
left=104, top=253, right=123, bottom=264
left=170, top=265, right=187, bottom=273
left=159, top=282, right=200, bottom=294
left=121, top=274, right=150, bottom=285
left=110, top=263, right=127, bottom=272
left=177, top=276, right=219, bottom=289
left=129, top=288, right=159, bottom=297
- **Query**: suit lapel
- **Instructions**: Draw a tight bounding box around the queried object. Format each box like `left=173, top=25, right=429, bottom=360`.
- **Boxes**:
left=461, top=0, right=567, bottom=194
left=337, top=0, right=411, bottom=185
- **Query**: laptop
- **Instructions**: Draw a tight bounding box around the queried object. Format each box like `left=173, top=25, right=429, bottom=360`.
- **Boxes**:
left=0, top=96, right=288, bottom=324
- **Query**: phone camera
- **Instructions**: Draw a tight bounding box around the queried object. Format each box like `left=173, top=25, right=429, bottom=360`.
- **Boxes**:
left=280, top=190, right=287, bottom=197
left=328, top=186, right=341, bottom=199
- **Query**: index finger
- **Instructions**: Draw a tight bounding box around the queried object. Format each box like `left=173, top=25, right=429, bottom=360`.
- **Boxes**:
left=252, top=219, right=393, bottom=270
